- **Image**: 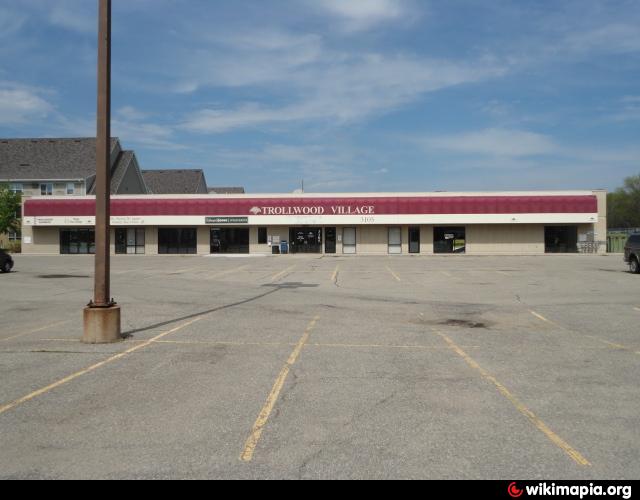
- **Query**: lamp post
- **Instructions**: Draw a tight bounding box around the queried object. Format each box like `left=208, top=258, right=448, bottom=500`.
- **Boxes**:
left=83, top=0, right=121, bottom=344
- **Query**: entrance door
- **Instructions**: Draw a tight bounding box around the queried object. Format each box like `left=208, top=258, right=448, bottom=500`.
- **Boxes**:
left=325, top=227, right=336, bottom=254
left=388, top=227, right=402, bottom=254
left=211, top=228, right=250, bottom=254
left=343, top=227, right=356, bottom=254
left=289, top=227, right=322, bottom=254
left=409, top=227, right=420, bottom=254
left=434, top=227, right=466, bottom=254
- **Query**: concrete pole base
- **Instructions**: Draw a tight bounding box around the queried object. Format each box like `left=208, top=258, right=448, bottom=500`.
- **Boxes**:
left=83, top=305, right=122, bottom=344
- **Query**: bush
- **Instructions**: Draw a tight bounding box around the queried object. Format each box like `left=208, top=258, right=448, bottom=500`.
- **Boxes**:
left=7, top=241, right=21, bottom=254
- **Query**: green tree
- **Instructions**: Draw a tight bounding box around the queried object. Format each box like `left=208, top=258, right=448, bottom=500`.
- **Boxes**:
left=607, top=174, right=640, bottom=229
left=0, top=184, right=22, bottom=235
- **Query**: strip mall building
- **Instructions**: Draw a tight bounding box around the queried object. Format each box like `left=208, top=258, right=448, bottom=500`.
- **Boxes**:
left=21, top=190, right=607, bottom=256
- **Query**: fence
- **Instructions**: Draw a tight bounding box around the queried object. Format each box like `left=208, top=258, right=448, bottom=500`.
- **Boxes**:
left=607, top=230, right=638, bottom=253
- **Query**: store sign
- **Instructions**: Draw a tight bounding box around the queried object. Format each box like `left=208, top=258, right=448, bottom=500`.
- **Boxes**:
left=205, top=217, right=248, bottom=224
left=249, top=205, right=375, bottom=216
left=111, top=216, right=146, bottom=226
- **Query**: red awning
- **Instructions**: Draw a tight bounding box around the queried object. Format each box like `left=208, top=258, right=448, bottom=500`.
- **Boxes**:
left=24, top=195, right=598, bottom=217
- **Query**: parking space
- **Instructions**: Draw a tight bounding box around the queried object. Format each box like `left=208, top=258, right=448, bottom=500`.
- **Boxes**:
left=0, top=254, right=638, bottom=479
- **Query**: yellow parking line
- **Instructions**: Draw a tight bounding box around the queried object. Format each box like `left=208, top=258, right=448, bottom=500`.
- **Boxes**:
left=309, top=342, right=480, bottom=350
left=269, top=264, right=296, bottom=283
left=155, top=340, right=295, bottom=347
left=530, top=310, right=638, bottom=355
left=174, top=267, right=197, bottom=274
left=331, top=264, right=340, bottom=283
left=0, top=317, right=203, bottom=417
left=0, top=320, right=72, bottom=343
left=386, top=266, right=401, bottom=282
left=206, top=264, right=250, bottom=280
left=634, top=307, right=640, bottom=313
left=240, top=315, right=319, bottom=462
left=529, top=310, right=551, bottom=324
left=436, top=330, right=591, bottom=467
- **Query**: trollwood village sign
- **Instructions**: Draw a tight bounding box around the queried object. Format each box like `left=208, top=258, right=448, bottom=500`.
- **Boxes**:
left=248, top=205, right=376, bottom=216
left=205, top=205, right=376, bottom=224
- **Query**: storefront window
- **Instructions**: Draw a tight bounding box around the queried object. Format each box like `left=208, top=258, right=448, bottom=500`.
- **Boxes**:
left=158, top=228, right=197, bottom=254
left=211, top=228, right=249, bottom=254
left=258, top=227, right=268, bottom=245
left=60, top=229, right=95, bottom=254
left=343, top=227, right=356, bottom=254
left=388, top=227, right=402, bottom=254
left=545, top=226, right=578, bottom=253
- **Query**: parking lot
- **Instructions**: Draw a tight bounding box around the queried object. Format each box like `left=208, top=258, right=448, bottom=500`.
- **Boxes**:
left=0, top=253, right=638, bottom=479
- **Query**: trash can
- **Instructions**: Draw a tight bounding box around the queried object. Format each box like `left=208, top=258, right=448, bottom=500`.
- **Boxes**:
left=271, top=244, right=280, bottom=255
left=280, top=240, right=289, bottom=254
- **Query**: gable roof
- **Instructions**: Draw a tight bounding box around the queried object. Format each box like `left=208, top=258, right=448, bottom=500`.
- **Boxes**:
left=87, top=150, right=146, bottom=194
left=0, top=138, right=119, bottom=181
left=141, top=169, right=208, bottom=194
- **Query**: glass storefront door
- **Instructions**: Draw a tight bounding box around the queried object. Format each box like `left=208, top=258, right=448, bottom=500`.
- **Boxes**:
left=289, top=227, right=322, bottom=254
left=325, top=227, right=337, bottom=254
left=409, top=227, right=420, bottom=254
left=115, top=228, right=145, bottom=254
left=434, top=227, right=466, bottom=254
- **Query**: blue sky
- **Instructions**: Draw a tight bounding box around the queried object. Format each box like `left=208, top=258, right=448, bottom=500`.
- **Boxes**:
left=1, top=0, right=639, bottom=193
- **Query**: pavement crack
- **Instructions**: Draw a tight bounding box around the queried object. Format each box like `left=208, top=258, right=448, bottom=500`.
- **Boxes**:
left=298, top=448, right=325, bottom=479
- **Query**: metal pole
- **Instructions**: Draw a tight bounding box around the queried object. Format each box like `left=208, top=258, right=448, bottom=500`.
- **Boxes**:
left=83, top=0, right=120, bottom=344
left=94, top=0, right=111, bottom=307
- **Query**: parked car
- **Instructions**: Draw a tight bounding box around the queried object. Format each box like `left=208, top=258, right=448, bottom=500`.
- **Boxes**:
left=624, top=234, right=640, bottom=273
left=0, top=249, right=14, bottom=273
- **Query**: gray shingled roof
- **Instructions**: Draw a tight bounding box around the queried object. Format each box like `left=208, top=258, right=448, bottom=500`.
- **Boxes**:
left=208, top=186, right=246, bottom=194
left=88, top=150, right=136, bottom=194
left=0, top=138, right=118, bottom=181
left=142, top=169, right=207, bottom=194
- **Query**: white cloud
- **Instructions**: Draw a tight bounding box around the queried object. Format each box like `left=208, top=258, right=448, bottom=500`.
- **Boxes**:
left=564, top=23, right=640, bottom=55
left=200, top=142, right=384, bottom=191
left=113, top=107, right=184, bottom=151
left=181, top=55, right=505, bottom=133
left=9, top=0, right=95, bottom=34
left=423, top=129, right=559, bottom=158
left=312, top=0, right=416, bottom=32
left=0, top=82, right=53, bottom=126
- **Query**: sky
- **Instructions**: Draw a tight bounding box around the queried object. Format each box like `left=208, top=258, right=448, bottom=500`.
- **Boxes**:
left=0, top=0, right=639, bottom=193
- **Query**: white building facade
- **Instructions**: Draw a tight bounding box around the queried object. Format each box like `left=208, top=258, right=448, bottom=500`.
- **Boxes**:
left=21, top=190, right=607, bottom=256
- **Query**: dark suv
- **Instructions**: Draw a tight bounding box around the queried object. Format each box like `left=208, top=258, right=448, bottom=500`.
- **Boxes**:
left=0, top=249, right=14, bottom=273
left=624, top=234, right=640, bottom=274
